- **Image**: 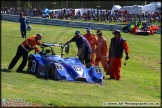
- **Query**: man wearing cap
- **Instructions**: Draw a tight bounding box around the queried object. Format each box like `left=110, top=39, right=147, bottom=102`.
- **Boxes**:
left=64, top=30, right=92, bottom=68
left=95, top=30, right=109, bottom=74
left=83, top=28, right=97, bottom=66
left=108, top=30, right=129, bottom=80
left=19, top=12, right=29, bottom=38
left=8, top=33, right=47, bottom=72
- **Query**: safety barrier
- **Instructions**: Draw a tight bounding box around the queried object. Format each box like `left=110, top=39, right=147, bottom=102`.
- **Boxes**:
left=1, top=14, right=161, bottom=34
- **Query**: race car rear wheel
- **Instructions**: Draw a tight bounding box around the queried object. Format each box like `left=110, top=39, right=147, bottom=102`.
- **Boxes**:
left=123, top=28, right=129, bottom=33
left=48, top=64, right=56, bottom=80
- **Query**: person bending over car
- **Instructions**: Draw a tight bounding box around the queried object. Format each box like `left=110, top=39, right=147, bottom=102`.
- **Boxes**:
left=64, top=31, right=92, bottom=68
left=8, top=33, right=47, bottom=72
left=19, top=12, right=29, bottom=38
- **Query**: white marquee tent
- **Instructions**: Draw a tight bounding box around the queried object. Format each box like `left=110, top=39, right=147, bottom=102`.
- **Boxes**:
left=111, top=5, right=121, bottom=12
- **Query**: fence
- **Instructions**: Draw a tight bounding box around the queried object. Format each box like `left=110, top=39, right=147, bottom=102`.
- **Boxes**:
left=1, top=14, right=161, bottom=34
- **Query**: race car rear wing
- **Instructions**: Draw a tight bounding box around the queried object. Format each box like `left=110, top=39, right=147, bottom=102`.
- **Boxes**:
left=39, top=42, right=69, bottom=57
left=41, top=42, right=68, bottom=47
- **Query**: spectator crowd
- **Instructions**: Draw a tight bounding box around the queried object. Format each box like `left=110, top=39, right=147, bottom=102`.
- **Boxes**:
left=1, top=6, right=161, bottom=24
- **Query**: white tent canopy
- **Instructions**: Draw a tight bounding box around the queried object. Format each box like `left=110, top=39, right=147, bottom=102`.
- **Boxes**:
left=150, top=2, right=161, bottom=8
left=111, top=5, right=121, bottom=11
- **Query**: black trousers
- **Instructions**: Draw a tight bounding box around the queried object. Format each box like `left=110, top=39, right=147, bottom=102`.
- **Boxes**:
left=8, top=45, right=28, bottom=71
left=79, top=49, right=91, bottom=65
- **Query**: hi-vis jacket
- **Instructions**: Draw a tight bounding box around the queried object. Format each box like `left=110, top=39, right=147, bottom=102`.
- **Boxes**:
left=21, top=36, right=42, bottom=53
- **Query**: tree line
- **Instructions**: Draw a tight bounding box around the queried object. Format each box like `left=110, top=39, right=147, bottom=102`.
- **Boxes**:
left=1, top=1, right=155, bottom=10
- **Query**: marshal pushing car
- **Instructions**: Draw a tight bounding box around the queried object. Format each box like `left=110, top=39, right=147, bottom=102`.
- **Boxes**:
left=27, top=43, right=103, bottom=84
left=122, top=21, right=159, bottom=33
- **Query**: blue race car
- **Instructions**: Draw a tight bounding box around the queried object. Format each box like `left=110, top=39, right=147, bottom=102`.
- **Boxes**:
left=27, top=43, right=103, bottom=84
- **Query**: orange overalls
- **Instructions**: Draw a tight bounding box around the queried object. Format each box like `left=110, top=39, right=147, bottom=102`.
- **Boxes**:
left=95, top=36, right=108, bottom=73
left=148, top=26, right=155, bottom=36
left=109, top=37, right=129, bottom=80
left=84, top=34, right=97, bottom=66
left=132, top=25, right=138, bottom=35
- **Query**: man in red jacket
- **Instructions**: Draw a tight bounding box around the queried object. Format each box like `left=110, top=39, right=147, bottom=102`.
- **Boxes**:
left=108, top=30, right=129, bottom=80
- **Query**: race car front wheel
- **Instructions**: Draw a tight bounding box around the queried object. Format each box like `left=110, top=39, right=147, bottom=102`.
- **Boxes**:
left=48, top=64, right=56, bottom=80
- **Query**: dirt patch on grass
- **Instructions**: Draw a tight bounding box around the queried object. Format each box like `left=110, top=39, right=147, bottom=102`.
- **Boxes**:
left=134, top=56, right=160, bottom=72
left=147, top=65, right=160, bottom=72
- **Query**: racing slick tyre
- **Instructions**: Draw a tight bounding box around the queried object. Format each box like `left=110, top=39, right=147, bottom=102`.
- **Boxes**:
left=123, top=27, right=129, bottom=33
left=48, top=64, right=57, bottom=80
left=28, top=56, right=37, bottom=74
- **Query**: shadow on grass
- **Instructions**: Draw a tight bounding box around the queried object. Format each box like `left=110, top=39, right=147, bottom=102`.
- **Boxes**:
left=17, top=69, right=49, bottom=80
left=1, top=68, right=48, bottom=80
left=1, top=68, right=12, bottom=73
left=1, top=68, right=105, bottom=84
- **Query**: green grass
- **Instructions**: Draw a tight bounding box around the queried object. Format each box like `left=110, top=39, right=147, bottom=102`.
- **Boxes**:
left=61, top=18, right=161, bottom=26
left=1, top=20, right=161, bottom=107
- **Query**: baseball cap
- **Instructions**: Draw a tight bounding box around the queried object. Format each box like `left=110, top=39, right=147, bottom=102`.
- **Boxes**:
left=112, top=30, right=121, bottom=34
left=96, top=30, right=102, bottom=35
left=75, top=31, right=81, bottom=36
left=87, top=27, right=91, bottom=31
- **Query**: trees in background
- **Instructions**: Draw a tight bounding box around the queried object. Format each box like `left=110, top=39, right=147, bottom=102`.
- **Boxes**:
left=1, top=1, right=154, bottom=9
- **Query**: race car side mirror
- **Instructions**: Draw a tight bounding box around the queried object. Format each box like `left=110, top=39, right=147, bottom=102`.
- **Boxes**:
left=65, top=45, right=69, bottom=53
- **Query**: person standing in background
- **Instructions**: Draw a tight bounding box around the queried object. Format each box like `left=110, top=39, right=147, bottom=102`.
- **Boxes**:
left=108, top=30, right=129, bottom=80
left=83, top=27, right=97, bottom=66
left=95, top=30, right=109, bottom=75
left=19, top=12, right=28, bottom=38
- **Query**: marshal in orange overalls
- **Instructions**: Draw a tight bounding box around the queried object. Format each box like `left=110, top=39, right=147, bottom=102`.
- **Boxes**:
left=131, top=25, right=138, bottom=35
left=95, top=30, right=108, bottom=73
left=109, top=30, right=129, bottom=80
left=84, top=28, right=98, bottom=66
left=148, top=26, right=155, bottom=36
